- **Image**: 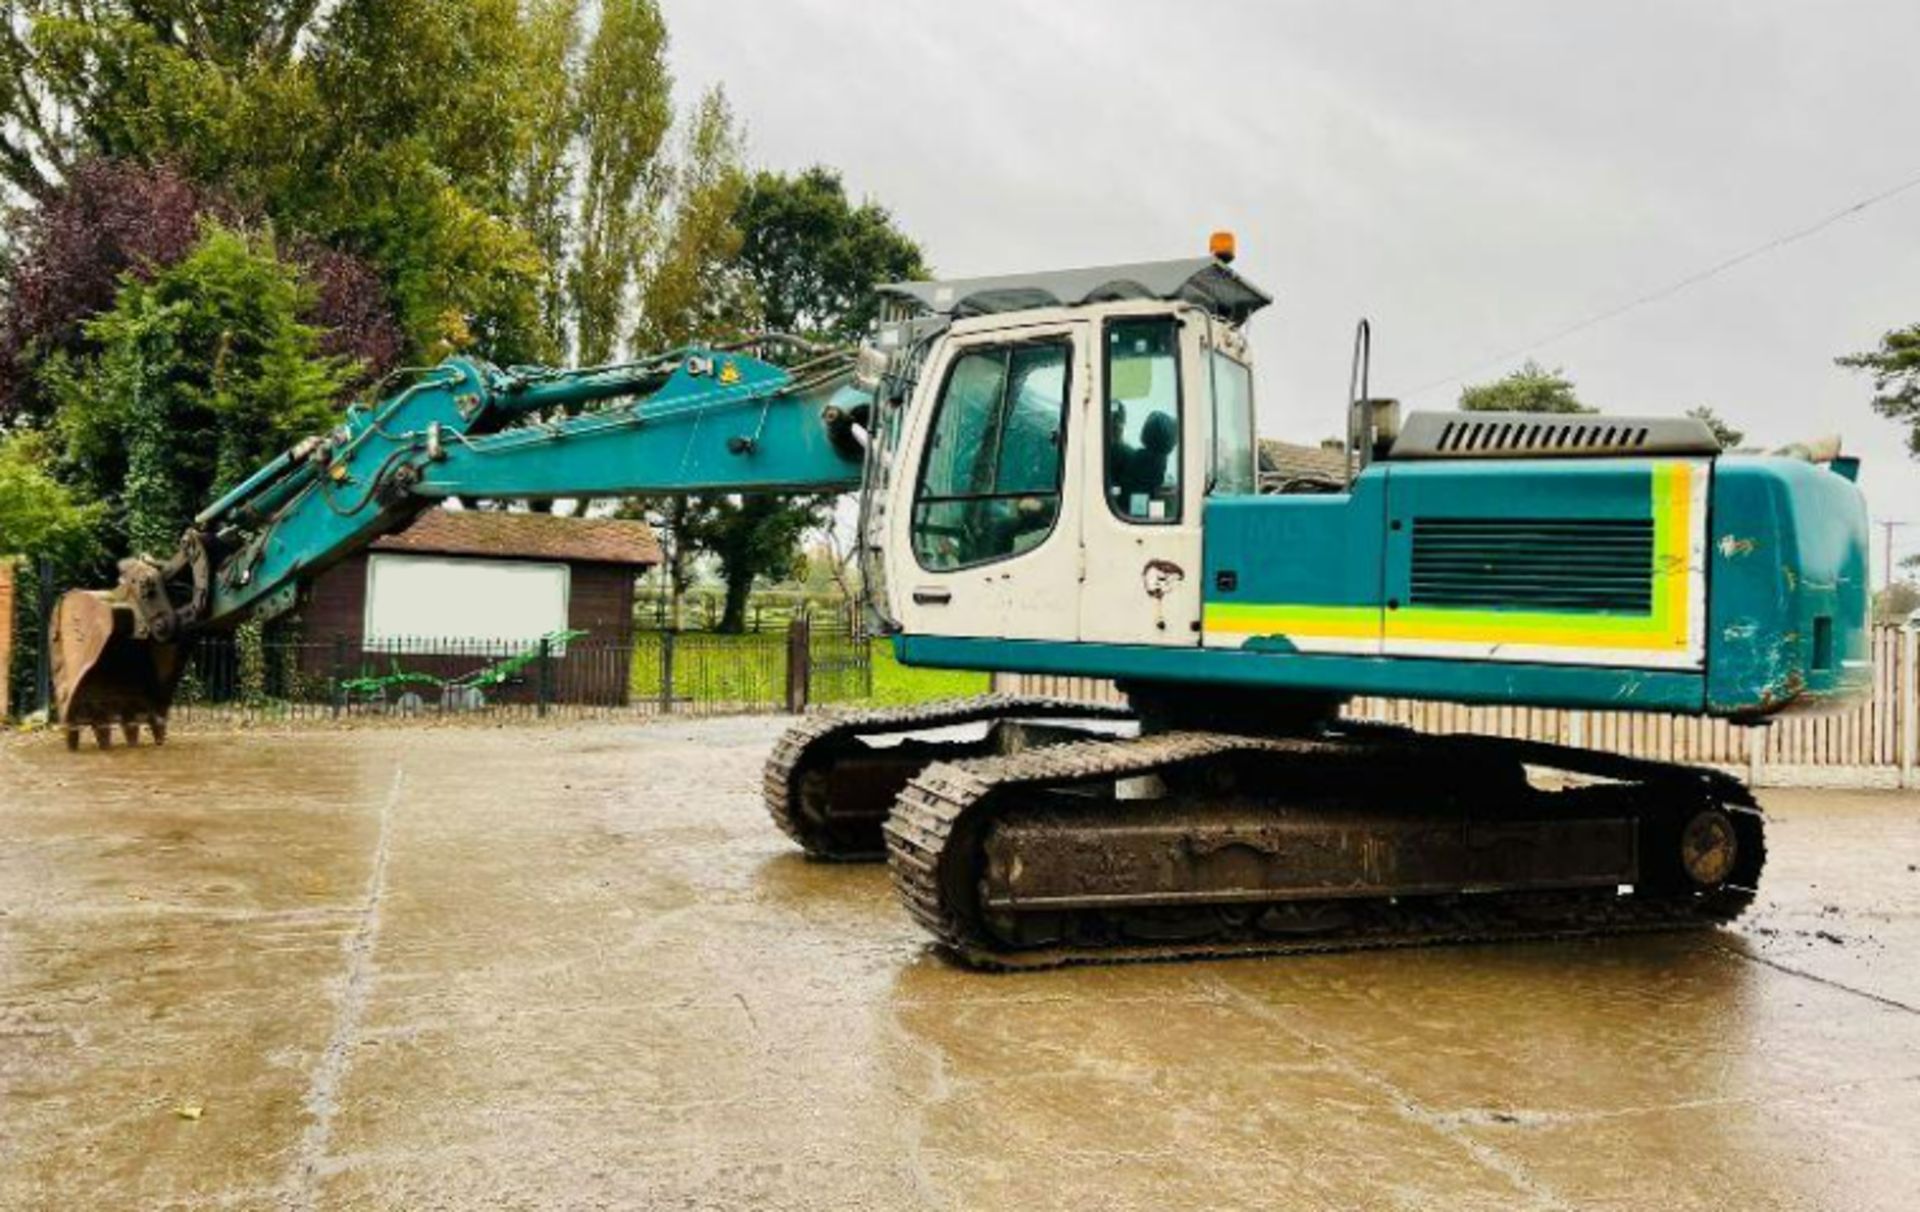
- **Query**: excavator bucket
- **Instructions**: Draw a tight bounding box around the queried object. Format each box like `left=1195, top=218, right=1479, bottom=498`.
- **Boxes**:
left=49, top=590, right=185, bottom=749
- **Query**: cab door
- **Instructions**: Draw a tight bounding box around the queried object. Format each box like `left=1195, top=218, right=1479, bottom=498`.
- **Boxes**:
left=1077, top=310, right=1207, bottom=645
left=884, top=320, right=1088, bottom=642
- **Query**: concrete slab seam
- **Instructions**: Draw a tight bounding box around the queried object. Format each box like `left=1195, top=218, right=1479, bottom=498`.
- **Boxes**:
left=1722, top=945, right=1920, bottom=1016
left=280, top=761, right=406, bottom=1210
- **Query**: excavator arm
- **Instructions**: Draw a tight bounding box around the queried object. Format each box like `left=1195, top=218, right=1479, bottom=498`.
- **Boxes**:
left=51, top=337, right=873, bottom=744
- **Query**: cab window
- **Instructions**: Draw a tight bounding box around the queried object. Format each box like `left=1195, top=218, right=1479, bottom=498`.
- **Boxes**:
left=1105, top=318, right=1182, bottom=522
left=912, top=340, right=1071, bottom=571
left=1208, top=350, right=1256, bottom=495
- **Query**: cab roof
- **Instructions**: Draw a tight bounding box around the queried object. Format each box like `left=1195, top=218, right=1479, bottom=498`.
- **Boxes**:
left=878, top=257, right=1272, bottom=325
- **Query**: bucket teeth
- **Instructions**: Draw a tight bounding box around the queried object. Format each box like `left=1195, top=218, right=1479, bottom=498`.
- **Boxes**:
left=49, top=590, right=185, bottom=751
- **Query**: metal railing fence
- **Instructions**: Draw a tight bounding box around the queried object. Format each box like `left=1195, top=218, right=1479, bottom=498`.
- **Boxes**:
left=98, top=624, right=872, bottom=727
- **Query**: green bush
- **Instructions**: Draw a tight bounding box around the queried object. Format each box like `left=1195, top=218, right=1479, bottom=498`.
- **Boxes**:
left=42, top=224, right=355, bottom=555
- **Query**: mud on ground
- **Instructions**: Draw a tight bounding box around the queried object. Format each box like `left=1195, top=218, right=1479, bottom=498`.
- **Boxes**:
left=3, top=719, right=1919, bottom=1211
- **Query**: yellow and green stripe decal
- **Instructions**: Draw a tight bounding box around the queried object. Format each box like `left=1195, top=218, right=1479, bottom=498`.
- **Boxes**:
left=1204, top=463, right=1695, bottom=653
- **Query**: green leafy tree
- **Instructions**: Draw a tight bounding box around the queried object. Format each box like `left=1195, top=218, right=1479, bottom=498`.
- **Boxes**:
left=42, top=224, right=354, bottom=555
left=1459, top=359, right=1594, bottom=414
left=565, top=0, right=674, bottom=362
left=684, top=494, right=834, bottom=634
left=1, top=0, right=703, bottom=367
left=0, top=428, right=102, bottom=569
left=735, top=165, right=928, bottom=342
left=1686, top=405, right=1745, bottom=449
left=1838, top=324, right=1920, bottom=458
left=631, top=150, right=930, bottom=631
left=630, top=88, right=755, bottom=350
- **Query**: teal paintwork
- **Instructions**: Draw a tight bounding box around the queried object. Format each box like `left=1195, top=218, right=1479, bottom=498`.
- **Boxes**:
left=1201, top=475, right=1386, bottom=612
left=1705, top=456, right=1872, bottom=716
left=1378, top=459, right=1666, bottom=617
left=905, top=453, right=1871, bottom=720
left=1201, top=459, right=1675, bottom=625
left=199, top=351, right=866, bottom=623
left=418, top=365, right=867, bottom=499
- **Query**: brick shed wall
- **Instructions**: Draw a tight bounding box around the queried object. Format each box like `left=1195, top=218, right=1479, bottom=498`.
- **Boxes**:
left=297, top=554, right=640, bottom=704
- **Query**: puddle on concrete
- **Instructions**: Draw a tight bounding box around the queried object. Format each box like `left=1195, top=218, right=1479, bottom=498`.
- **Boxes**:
left=4, top=723, right=1918, bottom=1210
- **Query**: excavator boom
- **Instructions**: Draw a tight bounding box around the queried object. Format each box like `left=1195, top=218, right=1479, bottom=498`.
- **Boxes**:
left=51, top=337, right=871, bottom=744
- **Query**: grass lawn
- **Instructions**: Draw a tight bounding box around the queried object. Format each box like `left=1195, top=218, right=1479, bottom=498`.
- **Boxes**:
left=625, top=633, right=988, bottom=707
left=868, top=641, right=990, bottom=705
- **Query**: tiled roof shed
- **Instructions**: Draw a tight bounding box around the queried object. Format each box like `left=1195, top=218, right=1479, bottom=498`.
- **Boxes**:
left=300, top=508, right=662, bottom=705
left=1257, top=439, right=1352, bottom=493
left=371, top=508, right=663, bottom=567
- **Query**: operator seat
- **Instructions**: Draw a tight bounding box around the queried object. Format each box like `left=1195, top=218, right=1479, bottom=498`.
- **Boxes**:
left=1111, top=408, right=1178, bottom=505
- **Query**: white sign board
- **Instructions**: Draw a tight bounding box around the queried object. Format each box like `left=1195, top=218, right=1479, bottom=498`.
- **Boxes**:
left=364, top=554, right=570, bottom=653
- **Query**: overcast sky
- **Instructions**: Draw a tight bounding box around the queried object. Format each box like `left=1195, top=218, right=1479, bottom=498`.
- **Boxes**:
left=661, top=0, right=1920, bottom=571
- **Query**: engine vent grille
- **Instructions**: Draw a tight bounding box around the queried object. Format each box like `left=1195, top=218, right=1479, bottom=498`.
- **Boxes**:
left=1384, top=411, right=1722, bottom=460
left=1434, top=419, right=1653, bottom=454
left=1410, top=517, right=1654, bottom=613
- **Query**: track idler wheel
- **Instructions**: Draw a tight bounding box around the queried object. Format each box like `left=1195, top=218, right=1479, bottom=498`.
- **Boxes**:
left=1678, top=808, right=1739, bottom=889
left=1635, top=792, right=1764, bottom=905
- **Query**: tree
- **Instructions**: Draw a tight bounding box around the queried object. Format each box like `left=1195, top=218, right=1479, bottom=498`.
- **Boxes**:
left=0, top=159, right=219, bottom=425
left=41, top=224, right=355, bottom=555
left=1458, top=360, right=1594, bottom=414
left=0, top=158, right=400, bottom=426
left=806, top=510, right=861, bottom=603
left=627, top=156, right=929, bottom=631
left=1838, top=324, right=1920, bottom=458
left=1877, top=579, right=1920, bottom=624
left=0, top=428, right=101, bottom=570
left=683, top=494, right=833, bottom=634
left=734, top=165, right=927, bottom=342
left=565, top=0, right=673, bottom=363
left=1686, top=405, right=1745, bottom=449
left=1, top=0, right=701, bottom=368
left=1877, top=554, right=1920, bottom=623
left=630, top=88, right=754, bottom=350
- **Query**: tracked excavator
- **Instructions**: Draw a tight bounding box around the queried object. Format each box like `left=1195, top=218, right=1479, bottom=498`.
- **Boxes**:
left=48, top=238, right=1872, bottom=967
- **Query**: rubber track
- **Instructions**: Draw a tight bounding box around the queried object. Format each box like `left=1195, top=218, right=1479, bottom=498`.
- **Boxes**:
left=762, top=694, right=1134, bottom=858
left=885, top=729, right=1765, bottom=970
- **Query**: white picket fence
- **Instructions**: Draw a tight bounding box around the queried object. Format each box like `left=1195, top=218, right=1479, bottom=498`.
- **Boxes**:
left=993, top=623, right=1920, bottom=789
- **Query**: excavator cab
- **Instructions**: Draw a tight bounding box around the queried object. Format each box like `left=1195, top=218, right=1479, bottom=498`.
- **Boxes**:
left=870, top=283, right=1264, bottom=652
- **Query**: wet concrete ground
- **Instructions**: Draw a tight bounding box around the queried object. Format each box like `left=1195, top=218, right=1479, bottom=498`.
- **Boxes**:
left=2, top=718, right=1918, bottom=1211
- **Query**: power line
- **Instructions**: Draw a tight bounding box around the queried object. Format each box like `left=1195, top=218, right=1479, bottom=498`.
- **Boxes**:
left=1405, top=164, right=1920, bottom=401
